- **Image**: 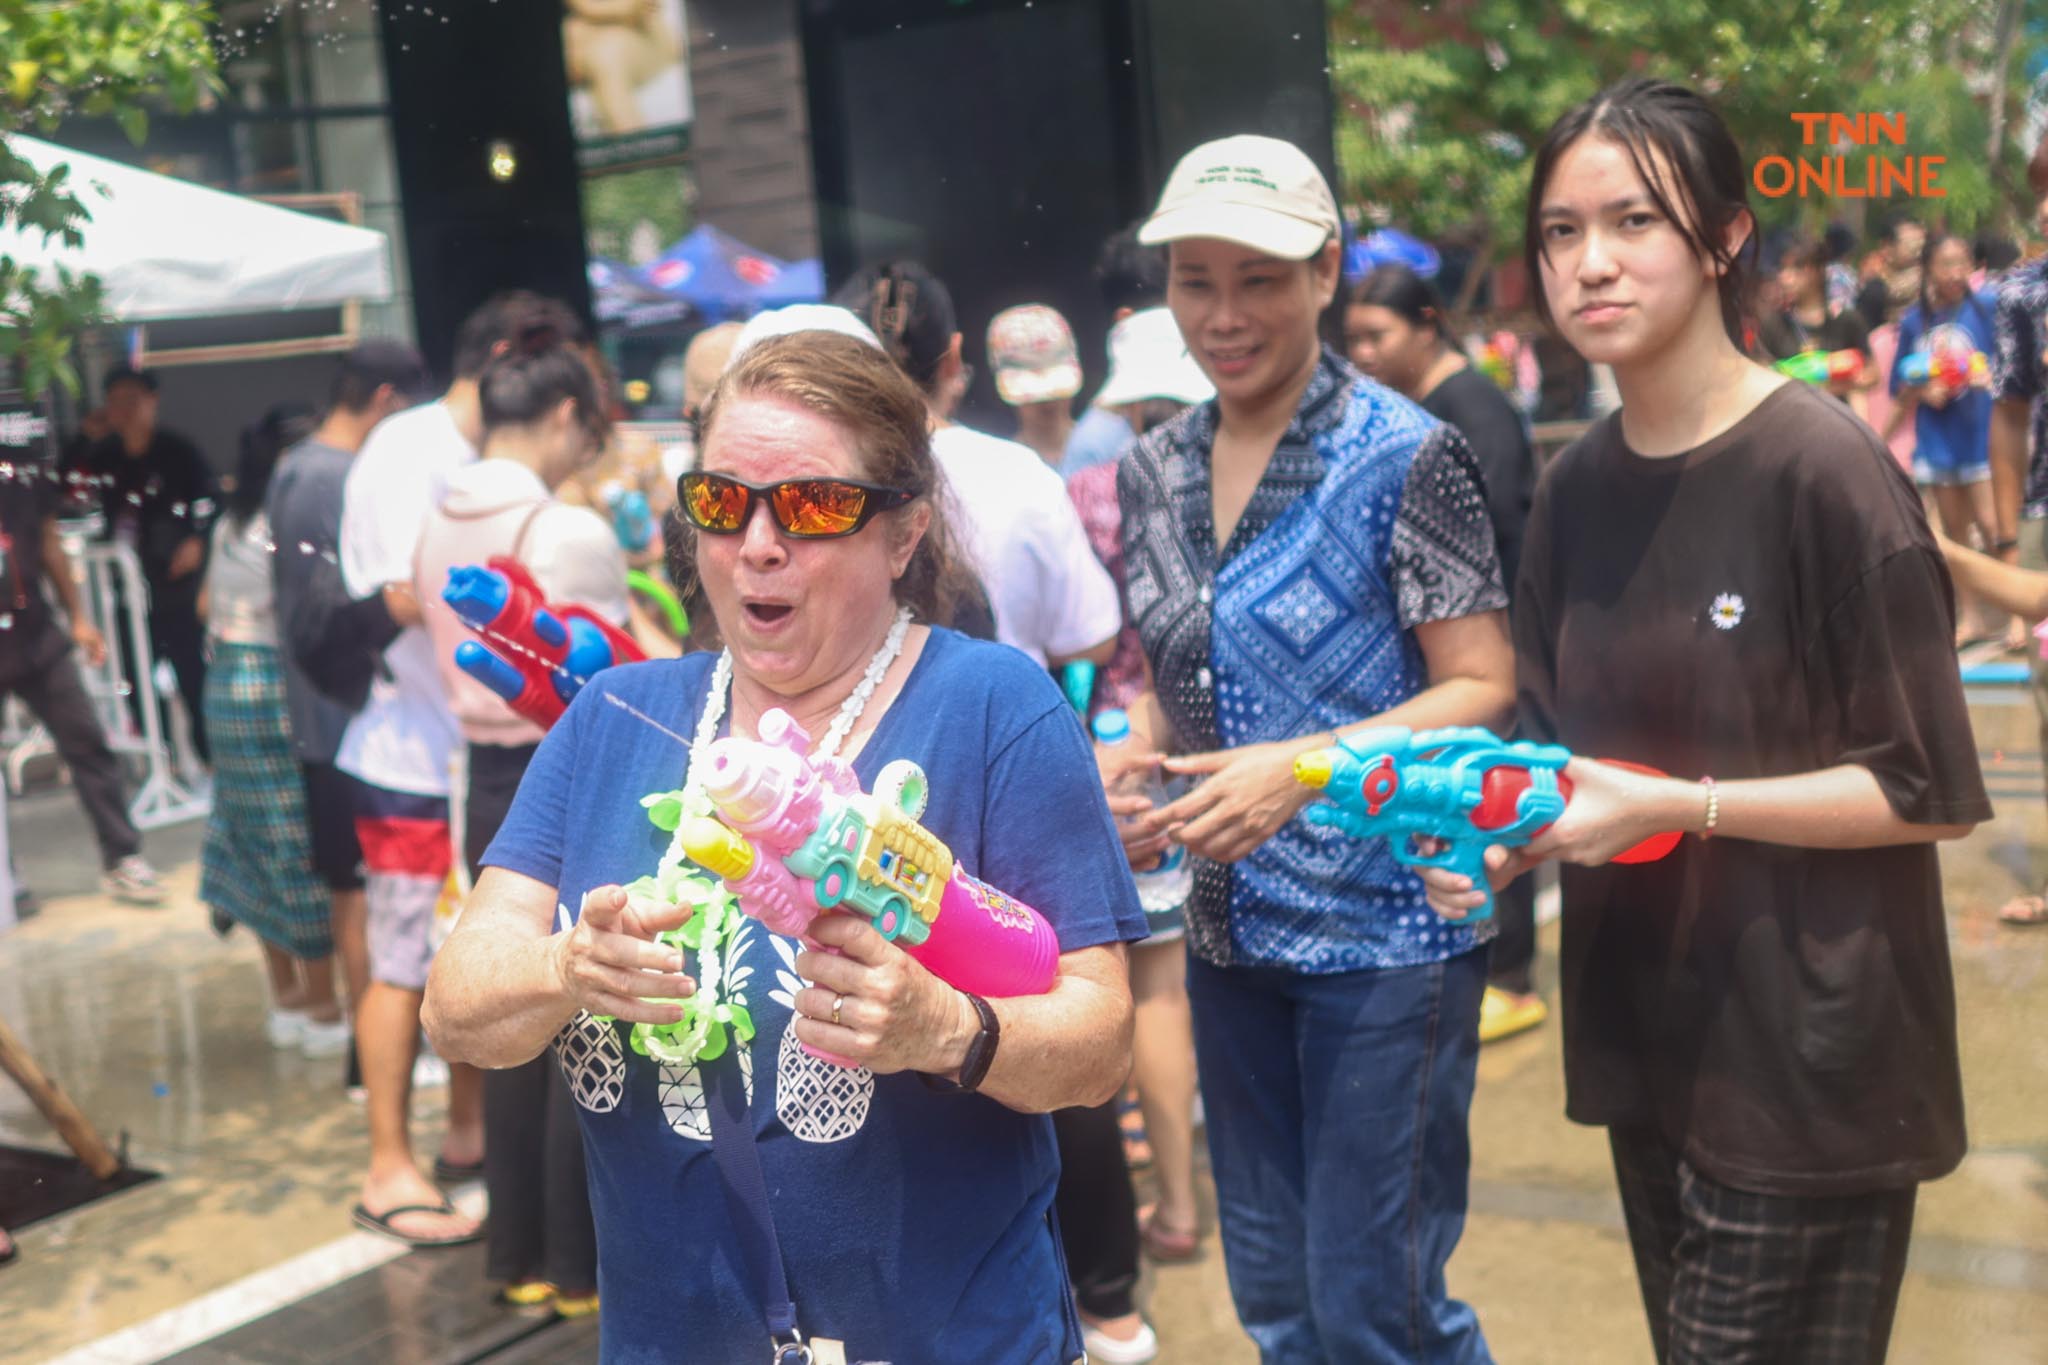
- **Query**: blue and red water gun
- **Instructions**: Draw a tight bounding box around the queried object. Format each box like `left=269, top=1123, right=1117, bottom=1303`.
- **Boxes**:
left=1292, top=726, right=1682, bottom=921
left=442, top=557, right=645, bottom=729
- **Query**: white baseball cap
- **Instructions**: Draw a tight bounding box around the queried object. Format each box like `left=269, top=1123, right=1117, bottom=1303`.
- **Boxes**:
left=727, top=304, right=882, bottom=370
left=1139, top=134, right=1340, bottom=261
left=1095, top=307, right=1215, bottom=409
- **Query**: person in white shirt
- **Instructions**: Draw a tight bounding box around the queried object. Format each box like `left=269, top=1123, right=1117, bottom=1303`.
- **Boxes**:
left=835, top=261, right=1119, bottom=669
left=336, top=291, right=585, bottom=1248
left=412, top=324, right=631, bottom=1309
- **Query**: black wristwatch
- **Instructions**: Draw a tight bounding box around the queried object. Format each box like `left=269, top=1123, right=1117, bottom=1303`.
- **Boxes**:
left=956, top=991, right=1000, bottom=1093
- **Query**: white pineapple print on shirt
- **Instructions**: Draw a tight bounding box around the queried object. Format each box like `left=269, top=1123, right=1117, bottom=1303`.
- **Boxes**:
left=553, top=903, right=626, bottom=1113
left=558, top=1012, right=627, bottom=1113
left=658, top=1043, right=755, bottom=1142
left=769, top=932, right=873, bottom=1143
left=658, top=921, right=757, bottom=1141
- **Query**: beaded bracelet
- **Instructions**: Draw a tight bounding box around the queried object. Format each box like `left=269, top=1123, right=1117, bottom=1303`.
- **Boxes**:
left=1700, top=776, right=1720, bottom=839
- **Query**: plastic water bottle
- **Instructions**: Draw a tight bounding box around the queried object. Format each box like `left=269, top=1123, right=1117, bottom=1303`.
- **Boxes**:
left=603, top=482, right=655, bottom=553
left=1091, top=709, right=1192, bottom=914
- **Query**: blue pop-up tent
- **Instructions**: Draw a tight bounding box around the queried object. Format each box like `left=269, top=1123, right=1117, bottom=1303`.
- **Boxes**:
left=637, top=224, right=824, bottom=321
left=589, top=258, right=696, bottom=331
left=1343, top=227, right=1442, bottom=282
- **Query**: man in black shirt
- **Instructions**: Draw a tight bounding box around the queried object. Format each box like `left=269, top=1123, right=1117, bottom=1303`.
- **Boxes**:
left=69, top=367, right=217, bottom=764
left=0, top=459, right=162, bottom=903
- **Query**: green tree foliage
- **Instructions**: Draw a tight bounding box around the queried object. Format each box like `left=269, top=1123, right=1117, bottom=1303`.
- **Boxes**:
left=1, top=0, right=220, bottom=396
left=1329, top=0, right=2044, bottom=266
left=582, top=164, right=695, bottom=265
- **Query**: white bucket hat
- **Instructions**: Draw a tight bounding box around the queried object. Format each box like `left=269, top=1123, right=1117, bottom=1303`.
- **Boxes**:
left=727, top=304, right=882, bottom=370
left=1095, top=307, right=1216, bottom=408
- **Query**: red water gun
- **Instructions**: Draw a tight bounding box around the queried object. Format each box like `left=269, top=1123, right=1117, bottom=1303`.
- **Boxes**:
left=441, top=558, right=644, bottom=729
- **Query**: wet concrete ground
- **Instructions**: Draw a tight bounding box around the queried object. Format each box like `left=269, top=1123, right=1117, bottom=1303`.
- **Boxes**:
left=3, top=695, right=2045, bottom=1362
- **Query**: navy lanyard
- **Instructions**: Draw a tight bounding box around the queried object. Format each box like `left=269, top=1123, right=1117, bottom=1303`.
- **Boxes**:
left=701, top=1045, right=811, bottom=1363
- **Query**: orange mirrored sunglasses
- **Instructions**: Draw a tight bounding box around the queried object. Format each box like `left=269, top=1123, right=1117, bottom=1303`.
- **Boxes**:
left=677, top=471, right=916, bottom=539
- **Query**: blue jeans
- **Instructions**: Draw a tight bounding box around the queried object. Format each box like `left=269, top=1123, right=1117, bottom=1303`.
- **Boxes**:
left=1189, top=948, right=1492, bottom=1365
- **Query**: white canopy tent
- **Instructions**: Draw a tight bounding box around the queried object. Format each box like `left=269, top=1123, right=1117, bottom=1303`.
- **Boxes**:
left=2, top=134, right=393, bottom=320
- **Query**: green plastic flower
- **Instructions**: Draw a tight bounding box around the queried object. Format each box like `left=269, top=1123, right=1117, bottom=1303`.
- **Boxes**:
left=602, top=799, right=753, bottom=1067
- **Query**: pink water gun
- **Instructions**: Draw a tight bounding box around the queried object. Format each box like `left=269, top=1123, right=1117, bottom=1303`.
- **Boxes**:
left=677, top=709, right=1061, bottom=1004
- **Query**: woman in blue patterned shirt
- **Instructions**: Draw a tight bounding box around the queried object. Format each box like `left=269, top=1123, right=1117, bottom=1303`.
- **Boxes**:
left=1112, top=134, right=1515, bottom=1364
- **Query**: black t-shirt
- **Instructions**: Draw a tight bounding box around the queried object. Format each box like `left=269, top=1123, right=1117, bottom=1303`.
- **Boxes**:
left=1756, top=307, right=1871, bottom=364
left=71, top=428, right=218, bottom=595
left=1516, top=380, right=1989, bottom=1195
left=1421, top=365, right=1535, bottom=590
left=0, top=459, right=56, bottom=642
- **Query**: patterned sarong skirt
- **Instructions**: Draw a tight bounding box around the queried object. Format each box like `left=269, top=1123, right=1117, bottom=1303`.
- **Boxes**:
left=199, top=642, right=333, bottom=958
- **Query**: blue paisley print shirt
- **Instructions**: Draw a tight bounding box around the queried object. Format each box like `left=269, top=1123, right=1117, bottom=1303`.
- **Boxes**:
left=1117, top=348, right=1508, bottom=972
left=1993, top=255, right=2048, bottom=518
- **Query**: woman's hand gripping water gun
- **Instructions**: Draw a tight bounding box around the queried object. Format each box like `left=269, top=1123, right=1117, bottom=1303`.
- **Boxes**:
left=1292, top=726, right=1686, bottom=922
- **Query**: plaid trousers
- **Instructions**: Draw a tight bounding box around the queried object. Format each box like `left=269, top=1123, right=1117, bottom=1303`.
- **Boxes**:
left=1608, top=1127, right=1917, bottom=1365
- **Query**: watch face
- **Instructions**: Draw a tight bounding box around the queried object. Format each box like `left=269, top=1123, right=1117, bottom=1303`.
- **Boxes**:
left=958, top=994, right=998, bottom=1091
left=959, top=1034, right=993, bottom=1092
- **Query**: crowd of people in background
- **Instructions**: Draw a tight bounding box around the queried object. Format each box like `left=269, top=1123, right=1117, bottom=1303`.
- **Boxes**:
left=6, top=66, right=2048, bottom=1365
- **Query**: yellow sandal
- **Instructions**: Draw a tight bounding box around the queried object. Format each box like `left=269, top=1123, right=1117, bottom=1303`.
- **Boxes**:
left=496, top=1280, right=556, bottom=1313
left=553, top=1289, right=601, bottom=1319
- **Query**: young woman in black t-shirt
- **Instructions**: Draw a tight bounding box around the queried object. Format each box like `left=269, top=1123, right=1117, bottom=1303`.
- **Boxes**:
left=1420, top=78, right=1990, bottom=1363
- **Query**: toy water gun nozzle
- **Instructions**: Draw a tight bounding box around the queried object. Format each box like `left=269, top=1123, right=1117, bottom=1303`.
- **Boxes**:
left=679, top=816, right=756, bottom=882
left=1293, top=750, right=1335, bottom=790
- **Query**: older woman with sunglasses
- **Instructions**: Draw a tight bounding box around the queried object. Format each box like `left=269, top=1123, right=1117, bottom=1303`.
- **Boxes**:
left=425, top=330, right=1147, bottom=1365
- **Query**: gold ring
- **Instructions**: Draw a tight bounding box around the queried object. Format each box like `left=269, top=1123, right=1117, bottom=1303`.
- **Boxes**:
left=831, top=994, right=844, bottom=1027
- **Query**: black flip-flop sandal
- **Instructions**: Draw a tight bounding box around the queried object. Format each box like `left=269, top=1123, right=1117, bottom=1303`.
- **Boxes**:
left=432, top=1156, right=485, bottom=1183
left=350, top=1201, right=482, bottom=1247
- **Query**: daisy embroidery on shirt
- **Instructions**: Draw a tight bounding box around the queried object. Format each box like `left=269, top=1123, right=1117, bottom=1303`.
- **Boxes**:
left=1710, top=593, right=1746, bottom=631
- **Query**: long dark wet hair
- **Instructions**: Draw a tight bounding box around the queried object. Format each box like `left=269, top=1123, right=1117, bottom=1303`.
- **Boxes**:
left=1523, top=77, right=1757, bottom=346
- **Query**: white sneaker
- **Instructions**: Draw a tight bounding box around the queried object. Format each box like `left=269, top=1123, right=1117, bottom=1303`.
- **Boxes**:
left=299, top=1016, right=354, bottom=1059
left=103, top=855, right=165, bottom=906
left=265, top=1009, right=306, bottom=1048
left=413, top=1052, right=449, bottom=1089
left=1080, top=1319, right=1159, bottom=1364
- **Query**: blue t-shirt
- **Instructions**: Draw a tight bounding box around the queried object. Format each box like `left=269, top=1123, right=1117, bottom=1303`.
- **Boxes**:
left=1059, top=404, right=1135, bottom=477
left=1893, top=290, right=1997, bottom=478
left=484, top=628, right=1147, bottom=1365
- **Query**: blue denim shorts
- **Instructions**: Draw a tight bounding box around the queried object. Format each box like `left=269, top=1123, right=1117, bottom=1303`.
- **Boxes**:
left=1914, top=458, right=1990, bottom=488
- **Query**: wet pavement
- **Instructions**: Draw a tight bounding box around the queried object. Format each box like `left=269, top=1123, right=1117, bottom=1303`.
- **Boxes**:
left=3, top=694, right=2046, bottom=1363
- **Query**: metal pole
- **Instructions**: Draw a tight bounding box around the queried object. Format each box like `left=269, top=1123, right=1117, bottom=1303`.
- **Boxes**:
left=103, top=543, right=208, bottom=829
